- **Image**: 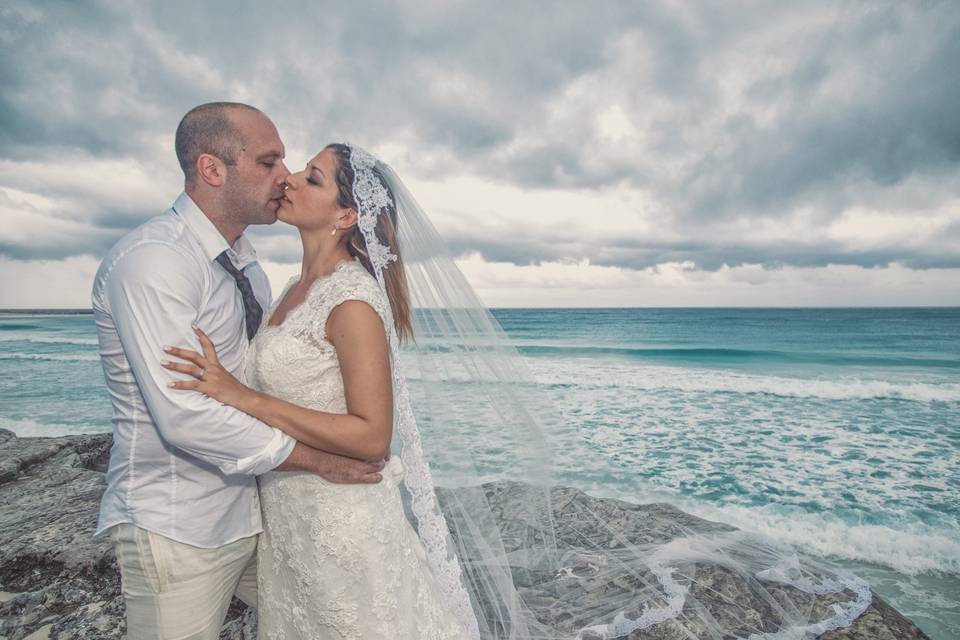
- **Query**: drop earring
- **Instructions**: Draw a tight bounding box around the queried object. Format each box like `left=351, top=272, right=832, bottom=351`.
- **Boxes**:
left=330, top=225, right=338, bottom=236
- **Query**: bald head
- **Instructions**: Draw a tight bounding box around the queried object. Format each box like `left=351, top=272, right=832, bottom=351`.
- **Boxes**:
left=173, top=102, right=289, bottom=236
left=175, top=102, right=262, bottom=187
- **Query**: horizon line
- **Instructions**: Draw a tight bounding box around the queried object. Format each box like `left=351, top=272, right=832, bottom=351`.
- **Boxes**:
left=2, top=305, right=959, bottom=314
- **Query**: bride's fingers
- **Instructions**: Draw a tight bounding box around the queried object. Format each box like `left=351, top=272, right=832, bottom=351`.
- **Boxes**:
left=161, top=360, right=205, bottom=379
left=192, top=326, right=221, bottom=365
left=163, top=345, right=205, bottom=367
left=167, top=379, right=203, bottom=391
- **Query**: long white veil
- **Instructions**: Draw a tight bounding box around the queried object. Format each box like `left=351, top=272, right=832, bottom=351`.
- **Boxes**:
left=343, top=144, right=872, bottom=639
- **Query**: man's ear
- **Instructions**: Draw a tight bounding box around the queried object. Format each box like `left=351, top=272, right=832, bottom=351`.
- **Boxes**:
left=196, top=153, right=226, bottom=187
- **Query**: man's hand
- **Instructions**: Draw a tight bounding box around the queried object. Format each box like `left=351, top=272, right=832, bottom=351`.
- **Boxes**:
left=275, top=441, right=384, bottom=484
left=314, top=449, right=386, bottom=484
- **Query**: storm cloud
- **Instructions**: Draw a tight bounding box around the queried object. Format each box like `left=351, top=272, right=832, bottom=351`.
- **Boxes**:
left=0, top=0, right=957, bottom=305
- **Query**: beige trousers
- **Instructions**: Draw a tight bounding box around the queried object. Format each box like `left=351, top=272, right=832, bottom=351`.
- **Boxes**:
left=110, top=523, right=258, bottom=640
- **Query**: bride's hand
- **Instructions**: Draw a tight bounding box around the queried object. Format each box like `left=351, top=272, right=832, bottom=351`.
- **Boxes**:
left=162, top=326, right=253, bottom=410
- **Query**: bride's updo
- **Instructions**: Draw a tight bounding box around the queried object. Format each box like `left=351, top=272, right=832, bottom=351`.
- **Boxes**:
left=325, top=143, right=413, bottom=342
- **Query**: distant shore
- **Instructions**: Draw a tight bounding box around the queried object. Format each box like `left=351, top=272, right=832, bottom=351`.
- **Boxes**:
left=1, top=307, right=958, bottom=315
left=0, top=309, right=94, bottom=316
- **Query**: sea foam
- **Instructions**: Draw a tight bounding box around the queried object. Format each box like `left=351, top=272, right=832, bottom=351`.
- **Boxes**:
left=684, top=501, right=960, bottom=577
left=0, top=352, right=100, bottom=362
left=584, top=483, right=960, bottom=577
left=0, top=334, right=100, bottom=346
left=530, top=360, right=960, bottom=403
left=3, top=418, right=109, bottom=438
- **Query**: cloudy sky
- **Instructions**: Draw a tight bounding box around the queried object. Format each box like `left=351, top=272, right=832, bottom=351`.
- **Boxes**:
left=1, top=1, right=958, bottom=307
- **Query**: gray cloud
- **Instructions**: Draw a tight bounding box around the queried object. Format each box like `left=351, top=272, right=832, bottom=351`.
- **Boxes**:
left=444, top=231, right=960, bottom=272
left=0, top=0, right=957, bottom=275
left=679, top=18, right=960, bottom=223
left=0, top=3, right=206, bottom=160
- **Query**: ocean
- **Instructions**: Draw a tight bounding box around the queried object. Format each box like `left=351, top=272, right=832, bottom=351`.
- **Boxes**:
left=1, top=308, right=957, bottom=638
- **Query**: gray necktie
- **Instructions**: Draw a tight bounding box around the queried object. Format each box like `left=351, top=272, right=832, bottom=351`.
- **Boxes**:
left=215, top=252, right=263, bottom=340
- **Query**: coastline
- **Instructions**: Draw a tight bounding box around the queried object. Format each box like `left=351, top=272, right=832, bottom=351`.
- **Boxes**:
left=0, top=428, right=932, bottom=639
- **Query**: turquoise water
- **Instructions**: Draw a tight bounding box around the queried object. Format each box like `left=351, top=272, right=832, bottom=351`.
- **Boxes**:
left=1, top=308, right=958, bottom=638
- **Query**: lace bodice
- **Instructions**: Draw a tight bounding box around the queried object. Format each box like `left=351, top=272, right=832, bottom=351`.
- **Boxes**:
left=244, top=258, right=393, bottom=413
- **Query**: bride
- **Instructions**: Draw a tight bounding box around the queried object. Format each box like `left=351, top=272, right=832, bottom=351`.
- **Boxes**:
left=163, top=143, right=872, bottom=639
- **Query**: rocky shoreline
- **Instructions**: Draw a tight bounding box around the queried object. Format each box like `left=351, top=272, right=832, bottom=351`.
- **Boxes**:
left=0, top=429, right=930, bottom=639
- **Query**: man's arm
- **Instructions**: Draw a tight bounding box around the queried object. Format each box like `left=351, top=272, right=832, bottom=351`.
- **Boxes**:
left=276, top=441, right=385, bottom=483
left=105, top=241, right=295, bottom=475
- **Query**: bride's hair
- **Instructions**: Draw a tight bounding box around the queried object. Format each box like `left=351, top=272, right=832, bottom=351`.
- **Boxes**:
left=325, top=143, right=413, bottom=342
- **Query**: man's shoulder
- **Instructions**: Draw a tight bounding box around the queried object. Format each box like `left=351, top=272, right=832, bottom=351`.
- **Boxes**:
left=101, top=209, right=189, bottom=261
left=93, top=209, right=203, bottom=289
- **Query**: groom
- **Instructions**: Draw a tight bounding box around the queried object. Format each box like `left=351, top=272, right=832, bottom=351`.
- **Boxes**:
left=91, top=102, right=384, bottom=639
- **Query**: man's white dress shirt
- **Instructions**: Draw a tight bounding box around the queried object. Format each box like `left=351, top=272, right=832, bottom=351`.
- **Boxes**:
left=92, top=192, right=295, bottom=548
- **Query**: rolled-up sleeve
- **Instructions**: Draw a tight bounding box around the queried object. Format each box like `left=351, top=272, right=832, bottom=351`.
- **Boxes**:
left=105, top=241, right=295, bottom=475
left=236, top=427, right=294, bottom=475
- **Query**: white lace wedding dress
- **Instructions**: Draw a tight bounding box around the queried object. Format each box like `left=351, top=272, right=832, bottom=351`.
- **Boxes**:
left=245, top=258, right=470, bottom=640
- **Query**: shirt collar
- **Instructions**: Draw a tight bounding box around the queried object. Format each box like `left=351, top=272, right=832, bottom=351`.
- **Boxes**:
left=172, top=192, right=259, bottom=270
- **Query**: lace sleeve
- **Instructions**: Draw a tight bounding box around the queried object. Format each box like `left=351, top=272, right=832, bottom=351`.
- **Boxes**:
left=299, top=260, right=395, bottom=347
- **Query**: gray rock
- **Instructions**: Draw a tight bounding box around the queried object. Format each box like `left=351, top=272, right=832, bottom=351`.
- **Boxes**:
left=0, top=430, right=930, bottom=639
